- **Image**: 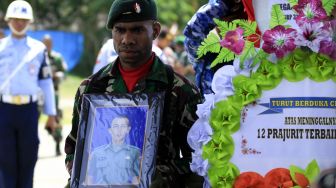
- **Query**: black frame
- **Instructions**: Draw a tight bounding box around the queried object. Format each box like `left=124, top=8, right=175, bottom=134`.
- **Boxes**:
left=71, top=92, right=165, bottom=188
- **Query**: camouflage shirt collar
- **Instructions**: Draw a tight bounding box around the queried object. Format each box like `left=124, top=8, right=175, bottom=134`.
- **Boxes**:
left=96, top=56, right=170, bottom=85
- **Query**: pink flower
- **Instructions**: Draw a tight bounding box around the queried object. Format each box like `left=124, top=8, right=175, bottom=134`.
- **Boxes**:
left=293, top=0, right=328, bottom=25
left=319, top=20, right=336, bottom=59
left=295, top=22, right=328, bottom=52
left=220, top=27, right=245, bottom=55
left=262, top=25, right=297, bottom=58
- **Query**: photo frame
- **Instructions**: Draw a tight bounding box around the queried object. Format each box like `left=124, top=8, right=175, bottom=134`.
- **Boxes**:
left=71, top=92, right=165, bottom=188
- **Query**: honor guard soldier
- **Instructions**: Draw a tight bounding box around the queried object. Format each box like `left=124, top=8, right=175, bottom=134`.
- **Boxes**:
left=0, top=1, right=57, bottom=188
left=64, top=0, right=204, bottom=187
left=42, top=34, right=68, bottom=156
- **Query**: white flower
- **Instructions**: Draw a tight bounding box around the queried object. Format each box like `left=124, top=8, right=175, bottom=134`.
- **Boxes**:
left=196, top=94, right=215, bottom=119
left=295, top=22, right=328, bottom=52
left=187, top=119, right=213, bottom=151
left=211, top=65, right=237, bottom=102
left=190, top=150, right=209, bottom=176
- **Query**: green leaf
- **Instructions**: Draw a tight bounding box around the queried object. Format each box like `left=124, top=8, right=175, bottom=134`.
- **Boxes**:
left=253, top=49, right=269, bottom=66
left=278, top=49, right=308, bottom=82
left=322, top=0, right=336, bottom=16
left=233, top=75, right=261, bottom=105
left=252, top=59, right=282, bottom=90
left=210, top=98, right=242, bottom=133
left=208, top=162, right=240, bottom=188
left=288, top=0, right=298, bottom=7
left=289, top=165, right=305, bottom=183
left=306, top=53, right=335, bottom=82
left=305, top=160, right=320, bottom=183
left=197, top=32, right=221, bottom=58
left=210, top=48, right=235, bottom=68
left=214, top=18, right=237, bottom=37
left=203, top=132, right=234, bottom=163
left=270, top=4, right=287, bottom=28
left=239, top=42, right=256, bottom=64
left=232, top=19, right=257, bottom=36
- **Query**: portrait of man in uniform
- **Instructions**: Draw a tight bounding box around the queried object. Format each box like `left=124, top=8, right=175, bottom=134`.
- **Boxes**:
left=86, top=114, right=142, bottom=186
left=71, top=93, right=164, bottom=188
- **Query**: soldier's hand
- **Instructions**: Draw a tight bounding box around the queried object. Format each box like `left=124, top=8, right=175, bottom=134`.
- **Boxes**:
left=66, top=160, right=73, bottom=176
left=45, top=116, right=57, bottom=133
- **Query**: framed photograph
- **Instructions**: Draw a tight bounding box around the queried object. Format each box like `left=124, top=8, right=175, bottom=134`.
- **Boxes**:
left=71, top=92, right=165, bottom=188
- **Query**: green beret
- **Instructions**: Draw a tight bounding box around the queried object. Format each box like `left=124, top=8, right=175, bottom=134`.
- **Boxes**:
left=107, top=0, right=157, bottom=29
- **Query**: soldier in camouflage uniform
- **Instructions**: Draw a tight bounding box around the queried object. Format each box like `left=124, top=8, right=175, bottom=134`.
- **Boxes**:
left=64, top=0, right=203, bottom=187
left=42, top=34, right=67, bottom=156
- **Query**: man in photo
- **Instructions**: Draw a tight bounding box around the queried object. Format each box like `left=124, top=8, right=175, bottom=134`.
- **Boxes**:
left=87, top=115, right=141, bottom=185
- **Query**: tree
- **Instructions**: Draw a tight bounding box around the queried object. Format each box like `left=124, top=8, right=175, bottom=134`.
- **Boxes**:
left=0, top=0, right=208, bottom=76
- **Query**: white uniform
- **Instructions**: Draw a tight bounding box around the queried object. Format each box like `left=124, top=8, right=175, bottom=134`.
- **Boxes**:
left=0, top=35, right=56, bottom=114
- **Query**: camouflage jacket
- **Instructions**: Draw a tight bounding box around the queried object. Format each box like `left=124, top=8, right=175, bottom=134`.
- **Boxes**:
left=48, top=50, right=67, bottom=91
left=65, top=56, right=203, bottom=187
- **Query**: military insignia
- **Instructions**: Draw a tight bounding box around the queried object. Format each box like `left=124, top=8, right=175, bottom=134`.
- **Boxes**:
left=134, top=3, right=141, bottom=13
left=21, top=7, right=28, bottom=14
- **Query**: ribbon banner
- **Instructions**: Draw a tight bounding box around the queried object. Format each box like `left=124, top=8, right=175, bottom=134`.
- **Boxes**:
left=231, top=79, right=336, bottom=176
left=259, top=97, right=336, bottom=114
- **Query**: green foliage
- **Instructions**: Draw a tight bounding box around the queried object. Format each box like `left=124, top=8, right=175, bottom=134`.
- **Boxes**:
left=197, top=32, right=221, bottom=58
left=206, top=49, right=334, bottom=187
left=306, top=53, right=336, bottom=82
left=233, top=19, right=257, bottom=36
left=211, top=48, right=235, bottom=68
left=208, top=162, right=240, bottom=188
left=233, top=75, right=261, bottom=106
left=252, top=59, right=282, bottom=90
left=253, top=50, right=269, bottom=66
left=203, top=132, right=234, bottom=163
left=156, top=0, right=207, bottom=32
left=322, top=0, right=336, bottom=16
left=270, top=4, right=287, bottom=28
left=305, top=160, right=320, bottom=183
left=289, top=160, right=320, bottom=185
left=239, top=42, right=256, bottom=64
left=288, top=0, right=298, bottom=7
left=210, top=98, right=242, bottom=133
left=289, top=165, right=306, bottom=183
left=198, top=18, right=262, bottom=67
left=214, top=19, right=237, bottom=37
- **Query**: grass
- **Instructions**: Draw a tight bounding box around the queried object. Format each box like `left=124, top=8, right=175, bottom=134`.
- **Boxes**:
left=39, top=73, right=84, bottom=126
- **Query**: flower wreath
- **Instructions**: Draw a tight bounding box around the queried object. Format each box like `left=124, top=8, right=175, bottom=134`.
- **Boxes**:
left=187, top=0, right=336, bottom=187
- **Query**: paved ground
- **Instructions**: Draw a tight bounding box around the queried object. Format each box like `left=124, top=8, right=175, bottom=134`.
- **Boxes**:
left=33, top=125, right=71, bottom=188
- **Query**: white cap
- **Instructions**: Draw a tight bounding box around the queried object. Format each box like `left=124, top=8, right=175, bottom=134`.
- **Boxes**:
left=5, top=0, right=34, bottom=22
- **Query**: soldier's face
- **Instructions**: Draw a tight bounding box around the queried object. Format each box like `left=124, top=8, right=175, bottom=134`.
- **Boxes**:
left=112, top=20, right=161, bottom=70
left=43, top=38, right=52, bottom=52
left=110, top=117, right=130, bottom=144
left=8, top=18, right=30, bottom=38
